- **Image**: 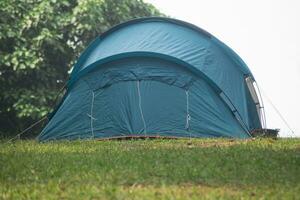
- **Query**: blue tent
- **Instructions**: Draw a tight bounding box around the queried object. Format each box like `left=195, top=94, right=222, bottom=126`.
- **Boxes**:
left=39, top=17, right=264, bottom=141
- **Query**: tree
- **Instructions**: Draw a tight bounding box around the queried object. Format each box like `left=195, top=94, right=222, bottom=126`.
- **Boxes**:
left=0, top=0, right=163, bottom=137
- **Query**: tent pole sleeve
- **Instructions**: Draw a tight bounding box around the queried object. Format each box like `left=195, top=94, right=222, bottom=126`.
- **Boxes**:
left=220, top=92, right=252, bottom=137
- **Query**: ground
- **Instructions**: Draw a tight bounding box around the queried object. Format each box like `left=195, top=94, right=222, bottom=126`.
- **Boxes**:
left=0, top=138, right=299, bottom=199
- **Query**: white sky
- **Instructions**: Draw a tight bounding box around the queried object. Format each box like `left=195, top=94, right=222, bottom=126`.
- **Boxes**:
left=145, top=0, right=300, bottom=137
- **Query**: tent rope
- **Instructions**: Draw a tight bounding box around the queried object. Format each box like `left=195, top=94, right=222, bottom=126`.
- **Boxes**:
left=6, top=116, right=48, bottom=143
left=5, top=84, right=67, bottom=143
left=259, top=88, right=295, bottom=136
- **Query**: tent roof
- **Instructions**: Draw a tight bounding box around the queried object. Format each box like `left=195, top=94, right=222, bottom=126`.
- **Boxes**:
left=69, top=17, right=253, bottom=88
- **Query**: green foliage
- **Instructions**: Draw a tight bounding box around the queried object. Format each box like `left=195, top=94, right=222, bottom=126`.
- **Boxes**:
left=0, top=0, right=162, bottom=136
left=0, top=139, right=299, bottom=199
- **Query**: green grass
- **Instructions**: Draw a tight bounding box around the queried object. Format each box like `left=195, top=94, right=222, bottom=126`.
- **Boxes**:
left=0, top=138, right=299, bottom=199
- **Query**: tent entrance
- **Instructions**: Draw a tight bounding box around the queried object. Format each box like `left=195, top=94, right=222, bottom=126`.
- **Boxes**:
left=91, top=79, right=190, bottom=138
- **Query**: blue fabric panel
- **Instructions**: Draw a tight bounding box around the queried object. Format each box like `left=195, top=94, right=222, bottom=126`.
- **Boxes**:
left=78, top=22, right=212, bottom=72
left=93, top=81, right=144, bottom=137
left=82, top=57, right=195, bottom=90
left=188, top=81, right=249, bottom=138
left=38, top=80, right=92, bottom=141
left=138, top=80, right=187, bottom=137
left=93, top=80, right=187, bottom=138
left=201, top=43, right=251, bottom=128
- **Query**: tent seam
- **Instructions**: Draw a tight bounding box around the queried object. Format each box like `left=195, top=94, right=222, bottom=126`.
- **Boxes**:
left=137, top=80, right=147, bottom=136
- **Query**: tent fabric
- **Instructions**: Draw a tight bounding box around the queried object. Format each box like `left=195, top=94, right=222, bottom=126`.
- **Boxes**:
left=68, top=17, right=259, bottom=131
left=39, top=17, right=261, bottom=141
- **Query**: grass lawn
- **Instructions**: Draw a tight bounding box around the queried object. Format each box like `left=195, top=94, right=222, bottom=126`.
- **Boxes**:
left=0, top=138, right=299, bottom=199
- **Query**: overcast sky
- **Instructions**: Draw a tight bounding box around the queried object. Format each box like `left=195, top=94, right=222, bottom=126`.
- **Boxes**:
left=145, top=0, right=300, bottom=137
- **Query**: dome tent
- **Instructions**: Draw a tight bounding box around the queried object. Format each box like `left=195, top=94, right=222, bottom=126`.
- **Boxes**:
left=38, top=17, right=263, bottom=141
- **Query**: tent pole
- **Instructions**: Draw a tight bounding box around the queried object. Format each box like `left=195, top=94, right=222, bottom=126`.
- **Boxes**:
left=253, top=81, right=267, bottom=130
left=220, top=92, right=252, bottom=137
